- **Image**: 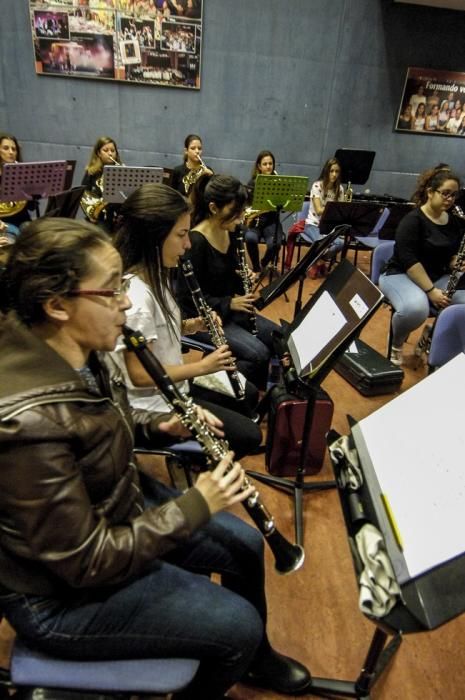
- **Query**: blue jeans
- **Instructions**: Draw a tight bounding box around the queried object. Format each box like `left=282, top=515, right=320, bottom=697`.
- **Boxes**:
left=245, top=223, right=284, bottom=271
left=0, top=479, right=267, bottom=700
left=192, top=313, right=280, bottom=390
left=0, top=222, right=20, bottom=240
left=301, top=223, right=345, bottom=258
left=379, top=271, right=465, bottom=346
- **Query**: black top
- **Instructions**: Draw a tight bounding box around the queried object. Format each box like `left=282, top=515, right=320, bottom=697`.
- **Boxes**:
left=170, top=163, right=189, bottom=194
left=383, top=208, right=464, bottom=280
left=176, top=229, right=244, bottom=322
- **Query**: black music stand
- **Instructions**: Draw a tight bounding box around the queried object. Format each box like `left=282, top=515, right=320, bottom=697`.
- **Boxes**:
left=251, top=174, right=308, bottom=287
left=254, top=224, right=350, bottom=318
left=247, top=260, right=384, bottom=546
left=335, top=148, right=376, bottom=192
left=0, top=161, right=68, bottom=211
left=308, top=354, right=465, bottom=697
left=102, top=165, right=164, bottom=203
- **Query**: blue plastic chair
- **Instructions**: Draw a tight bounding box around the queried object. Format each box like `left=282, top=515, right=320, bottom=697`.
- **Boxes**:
left=428, top=305, right=465, bottom=371
left=0, top=616, right=199, bottom=699
left=351, top=206, right=391, bottom=269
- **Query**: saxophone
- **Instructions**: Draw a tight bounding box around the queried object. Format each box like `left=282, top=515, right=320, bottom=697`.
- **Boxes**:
left=0, top=200, right=27, bottom=218
left=180, top=259, right=246, bottom=400
left=235, top=228, right=258, bottom=335
left=122, top=325, right=305, bottom=575
left=182, top=155, right=208, bottom=195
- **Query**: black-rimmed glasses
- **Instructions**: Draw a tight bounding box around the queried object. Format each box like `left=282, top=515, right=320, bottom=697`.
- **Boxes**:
left=436, top=189, right=458, bottom=200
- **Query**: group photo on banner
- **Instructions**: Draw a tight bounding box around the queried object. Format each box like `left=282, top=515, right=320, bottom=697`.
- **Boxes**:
left=29, top=0, right=203, bottom=89
left=396, top=67, right=465, bottom=136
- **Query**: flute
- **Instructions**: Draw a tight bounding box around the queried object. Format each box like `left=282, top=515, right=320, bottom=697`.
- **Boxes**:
left=122, top=325, right=304, bottom=575
left=180, top=259, right=246, bottom=400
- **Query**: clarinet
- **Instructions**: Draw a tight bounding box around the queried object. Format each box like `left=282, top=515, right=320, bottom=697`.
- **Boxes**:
left=123, top=325, right=304, bottom=575
left=235, top=228, right=258, bottom=335
left=180, top=259, right=246, bottom=400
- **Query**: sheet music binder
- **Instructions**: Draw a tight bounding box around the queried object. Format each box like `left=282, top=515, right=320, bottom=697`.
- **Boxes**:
left=102, top=165, right=164, bottom=203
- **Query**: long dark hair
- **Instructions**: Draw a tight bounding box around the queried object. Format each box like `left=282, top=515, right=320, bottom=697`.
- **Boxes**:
left=190, top=173, right=248, bottom=228
left=411, top=164, right=460, bottom=206
left=5, top=218, right=110, bottom=324
left=183, top=133, right=202, bottom=163
left=115, top=183, right=190, bottom=336
left=318, top=158, right=343, bottom=200
left=251, top=150, right=276, bottom=179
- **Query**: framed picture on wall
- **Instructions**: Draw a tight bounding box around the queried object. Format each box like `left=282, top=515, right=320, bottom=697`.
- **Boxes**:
left=29, top=0, right=203, bottom=90
left=395, top=67, right=465, bottom=137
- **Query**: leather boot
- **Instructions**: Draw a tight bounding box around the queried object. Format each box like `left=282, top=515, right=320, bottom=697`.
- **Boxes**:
left=242, top=648, right=312, bottom=695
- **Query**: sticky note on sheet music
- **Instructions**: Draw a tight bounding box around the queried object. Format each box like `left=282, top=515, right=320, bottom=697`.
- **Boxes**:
left=350, top=293, right=369, bottom=319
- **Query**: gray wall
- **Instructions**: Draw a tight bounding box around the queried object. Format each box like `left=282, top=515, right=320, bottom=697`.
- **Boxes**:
left=2, top=0, right=465, bottom=199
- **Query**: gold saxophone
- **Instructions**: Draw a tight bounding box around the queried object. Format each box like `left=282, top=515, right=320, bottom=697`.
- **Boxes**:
left=182, top=155, right=208, bottom=195
left=344, top=181, right=353, bottom=202
left=80, top=174, right=107, bottom=223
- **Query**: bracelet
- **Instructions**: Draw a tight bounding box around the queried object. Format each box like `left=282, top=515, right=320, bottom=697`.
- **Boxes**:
left=424, top=285, right=435, bottom=294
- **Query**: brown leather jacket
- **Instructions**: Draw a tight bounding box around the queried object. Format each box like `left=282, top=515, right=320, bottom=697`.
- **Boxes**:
left=0, top=314, right=210, bottom=595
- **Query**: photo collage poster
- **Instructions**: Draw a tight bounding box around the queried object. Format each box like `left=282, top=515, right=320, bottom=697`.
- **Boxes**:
left=396, top=67, right=465, bottom=137
left=29, top=1, right=203, bottom=90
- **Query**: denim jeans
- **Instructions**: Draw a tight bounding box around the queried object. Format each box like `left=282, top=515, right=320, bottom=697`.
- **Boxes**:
left=379, top=271, right=465, bottom=346
left=301, top=223, right=345, bottom=258
left=245, top=223, right=284, bottom=271
left=0, top=479, right=268, bottom=700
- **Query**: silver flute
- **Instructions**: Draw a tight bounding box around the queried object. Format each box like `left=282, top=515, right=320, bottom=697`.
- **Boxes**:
left=180, top=259, right=245, bottom=400
left=235, top=228, right=258, bottom=335
left=122, top=325, right=304, bottom=575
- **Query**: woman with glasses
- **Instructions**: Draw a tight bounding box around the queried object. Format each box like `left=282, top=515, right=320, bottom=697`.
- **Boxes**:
left=379, top=167, right=465, bottom=366
left=0, top=217, right=310, bottom=700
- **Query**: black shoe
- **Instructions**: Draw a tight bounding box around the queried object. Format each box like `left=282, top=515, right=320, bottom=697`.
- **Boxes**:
left=243, top=649, right=312, bottom=695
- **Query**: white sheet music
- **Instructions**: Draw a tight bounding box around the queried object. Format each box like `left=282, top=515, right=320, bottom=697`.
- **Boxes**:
left=290, top=291, right=347, bottom=373
left=358, top=353, right=465, bottom=579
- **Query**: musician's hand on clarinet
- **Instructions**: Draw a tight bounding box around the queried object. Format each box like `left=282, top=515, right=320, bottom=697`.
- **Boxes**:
left=200, top=345, right=236, bottom=374
left=157, top=413, right=191, bottom=439
left=195, top=405, right=225, bottom=438
left=230, top=293, right=256, bottom=313
left=427, top=287, right=450, bottom=309
left=195, top=451, right=255, bottom=514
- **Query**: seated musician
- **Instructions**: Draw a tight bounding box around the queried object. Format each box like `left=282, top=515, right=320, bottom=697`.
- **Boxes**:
left=170, top=133, right=213, bottom=198
left=0, top=133, right=31, bottom=237
left=244, top=150, right=284, bottom=273
left=111, top=182, right=262, bottom=455
left=379, top=167, right=465, bottom=366
left=284, top=157, right=345, bottom=277
left=176, top=173, right=281, bottom=391
left=80, top=135, right=122, bottom=231
left=0, top=217, right=311, bottom=700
